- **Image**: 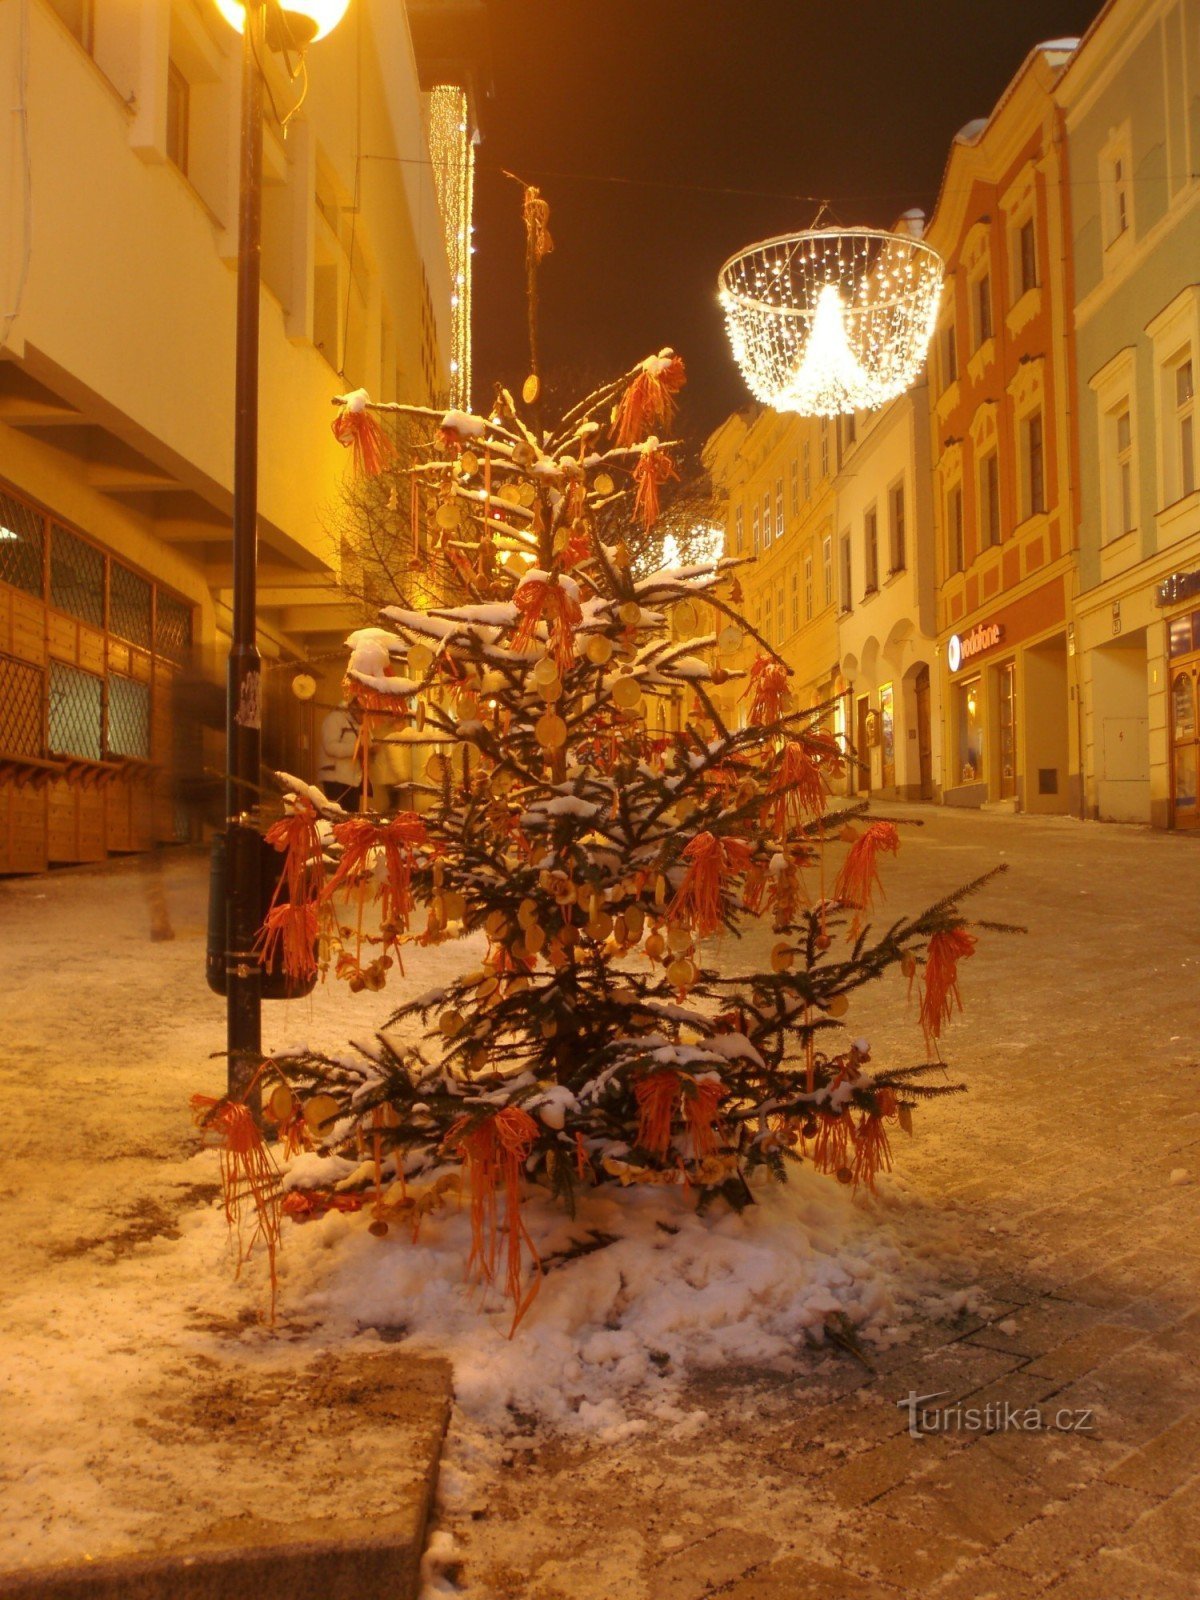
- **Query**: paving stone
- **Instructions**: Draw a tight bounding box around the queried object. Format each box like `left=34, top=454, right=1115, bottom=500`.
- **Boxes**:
left=1024, top=1322, right=1146, bottom=1384
left=821, top=1432, right=935, bottom=1509
left=716, top=1555, right=902, bottom=1599
left=1044, top=1549, right=1200, bottom=1599
left=1122, top=1476, right=1200, bottom=1578
left=839, top=1482, right=984, bottom=1589
left=896, top=1442, right=1051, bottom=1548
left=990, top=1482, right=1152, bottom=1580
left=1105, top=1406, right=1200, bottom=1496
left=649, top=1527, right=779, bottom=1600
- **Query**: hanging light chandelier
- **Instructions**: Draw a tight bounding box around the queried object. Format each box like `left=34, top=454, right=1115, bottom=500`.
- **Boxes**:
left=718, top=226, right=943, bottom=418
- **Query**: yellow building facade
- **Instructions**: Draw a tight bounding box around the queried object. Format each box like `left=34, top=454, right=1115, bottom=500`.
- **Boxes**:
left=0, top=0, right=480, bottom=871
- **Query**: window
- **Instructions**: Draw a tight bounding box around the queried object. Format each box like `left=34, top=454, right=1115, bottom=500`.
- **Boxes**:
left=166, top=63, right=190, bottom=176
left=1105, top=407, right=1134, bottom=539
left=1177, top=359, right=1195, bottom=498
left=889, top=483, right=906, bottom=573
left=804, top=555, right=813, bottom=621
left=820, top=419, right=830, bottom=479
left=864, top=508, right=879, bottom=593
left=775, top=478, right=784, bottom=540
left=839, top=531, right=852, bottom=611
left=949, top=484, right=964, bottom=573
left=763, top=491, right=773, bottom=549
left=844, top=412, right=857, bottom=450
left=1107, top=153, right=1131, bottom=246
left=735, top=506, right=744, bottom=554
left=777, top=585, right=787, bottom=645
left=973, top=273, right=993, bottom=349
left=47, top=0, right=94, bottom=50
left=763, top=589, right=773, bottom=640
left=802, top=441, right=812, bottom=502
left=957, top=675, right=983, bottom=784
left=944, top=323, right=958, bottom=387
left=981, top=452, right=1001, bottom=547
left=822, top=534, right=833, bottom=606
left=1023, top=412, right=1046, bottom=518
left=1017, top=219, right=1037, bottom=298
left=790, top=459, right=800, bottom=517
left=791, top=569, right=800, bottom=633
left=752, top=505, right=761, bottom=556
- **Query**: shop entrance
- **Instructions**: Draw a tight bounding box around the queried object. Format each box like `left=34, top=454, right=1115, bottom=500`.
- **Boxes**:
left=915, top=665, right=933, bottom=800
left=856, top=695, right=871, bottom=792
left=1168, top=608, right=1200, bottom=829
left=997, top=660, right=1017, bottom=800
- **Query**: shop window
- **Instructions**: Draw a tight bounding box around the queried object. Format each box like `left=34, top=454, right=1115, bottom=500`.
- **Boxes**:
left=50, top=524, right=104, bottom=628
left=1168, top=611, right=1200, bottom=657
left=0, top=490, right=45, bottom=598
left=0, top=653, right=44, bottom=758
left=822, top=534, right=833, bottom=607
left=107, top=673, right=151, bottom=760
left=957, top=675, right=983, bottom=784
left=879, top=684, right=896, bottom=789
left=48, top=661, right=102, bottom=762
left=804, top=555, right=813, bottom=622
left=1171, top=668, right=1198, bottom=818
left=998, top=661, right=1017, bottom=798
left=980, top=451, right=1001, bottom=547
left=863, top=507, right=879, bottom=594
left=889, top=482, right=906, bottom=573
left=155, top=591, right=193, bottom=665
left=109, top=562, right=152, bottom=649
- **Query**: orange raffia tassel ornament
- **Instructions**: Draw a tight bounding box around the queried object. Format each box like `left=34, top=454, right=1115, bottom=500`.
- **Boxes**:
left=766, top=738, right=828, bottom=836
left=324, top=813, right=428, bottom=936
left=634, top=1070, right=727, bottom=1161
left=811, top=1109, right=853, bottom=1177
left=852, top=1090, right=898, bottom=1192
left=190, top=1094, right=282, bottom=1320
left=668, top=831, right=754, bottom=938
left=257, top=798, right=324, bottom=986
left=613, top=350, right=687, bottom=447
left=331, top=389, right=394, bottom=477
left=834, top=821, right=900, bottom=913
left=632, top=444, right=679, bottom=531
left=445, top=1107, right=542, bottom=1337
left=918, top=926, right=977, bottom=1045
left=743, top=654, right=790, bottom=725
left=511, top=573, right=582, bottom=674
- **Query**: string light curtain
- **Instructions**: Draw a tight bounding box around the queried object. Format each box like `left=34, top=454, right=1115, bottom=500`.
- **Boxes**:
left=428, top=85, right=475, bottom=409
left=718, top=227, right=943, bottom=418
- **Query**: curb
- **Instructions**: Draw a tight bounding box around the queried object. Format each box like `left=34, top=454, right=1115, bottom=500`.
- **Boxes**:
left=0, top=1356, right=453, bottom=1600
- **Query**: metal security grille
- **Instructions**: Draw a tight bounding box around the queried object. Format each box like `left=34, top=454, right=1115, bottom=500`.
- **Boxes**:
left=47, top=660, right=102, bottom=761
left=155, top=591, right=192, bottom=664
left=109, top=560, right=152, bottom=648
left=50, top=523, right=105, bottom=627
left=0, top=653, right=44, bottom=756
left=0, top=490, right=45, bottom=597
left=106, top=672, right=150, bottom=759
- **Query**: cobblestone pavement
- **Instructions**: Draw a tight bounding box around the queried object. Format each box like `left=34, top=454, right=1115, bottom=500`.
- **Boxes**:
left=449, top=807, right=1200, bottom=1600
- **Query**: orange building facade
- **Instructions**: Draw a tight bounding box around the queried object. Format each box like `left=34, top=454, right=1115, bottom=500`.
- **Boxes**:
left=926, top=41, right=1082, bottom=814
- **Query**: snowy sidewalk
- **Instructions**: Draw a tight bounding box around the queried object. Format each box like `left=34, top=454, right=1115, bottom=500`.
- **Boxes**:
left=0, top=851, right=455, bottom=1595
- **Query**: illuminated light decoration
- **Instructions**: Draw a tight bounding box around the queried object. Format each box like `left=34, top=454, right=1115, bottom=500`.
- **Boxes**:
left=718, top=227, right=943, bottom=417
left=428, top=85, right=475, bottom=409
left=213, top=0, right=350, bottom=43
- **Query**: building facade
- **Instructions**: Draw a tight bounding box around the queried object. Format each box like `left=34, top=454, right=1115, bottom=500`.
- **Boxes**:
left=926, top=40, right=1082, bottom=815
left=0, top=0, right=477, bottom=872
left=834, top=384, right=939, bottom=801
left=1060, top=0, right=1200, bottom=829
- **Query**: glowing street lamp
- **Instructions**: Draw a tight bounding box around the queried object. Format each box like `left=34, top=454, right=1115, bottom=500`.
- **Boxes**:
left=213, top=0, right=348, bottom=1108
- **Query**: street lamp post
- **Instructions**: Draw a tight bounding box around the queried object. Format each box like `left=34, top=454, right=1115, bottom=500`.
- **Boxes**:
left=216, top=0, right=349, bottom=1107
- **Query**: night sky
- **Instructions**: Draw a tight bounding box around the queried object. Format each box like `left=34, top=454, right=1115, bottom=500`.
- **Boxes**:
left=470, top=0, right=1106, bottom=441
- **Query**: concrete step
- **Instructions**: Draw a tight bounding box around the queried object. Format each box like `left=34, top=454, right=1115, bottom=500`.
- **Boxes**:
left=0, top=1352, right=453, bottom=1600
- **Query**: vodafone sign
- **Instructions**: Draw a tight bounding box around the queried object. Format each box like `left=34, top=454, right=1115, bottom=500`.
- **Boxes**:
left=948, top=622, right=1004, bottom=673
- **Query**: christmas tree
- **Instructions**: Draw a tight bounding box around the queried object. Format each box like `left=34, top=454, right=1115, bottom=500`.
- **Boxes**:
left=231, top=345, right=1004, bottom=1333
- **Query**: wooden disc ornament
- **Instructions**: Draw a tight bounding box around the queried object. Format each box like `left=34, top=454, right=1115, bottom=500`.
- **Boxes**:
left=673, top=600, right=701, bottom=639
left=436, top=501, right=462, bottom=530
left=533, top=656, right=560, bottom=687
left=585, top=636, right=613, bottom=665
left=290, top=673, right=317, bottom=702
left=593, top=472, right=615, bottom=497
left=303, top=1094, right=341, bottom=1136
left=268, top=1084, right=295, bottom=1123
left=535, top=712, right=567, bottom=750
left=522, top=374, right=541, bottom=405
left=612, top=675, right=642, bottom=711
left=667, top=957, right=697, bottom=989
left=408, top=644, right=434, bottom=677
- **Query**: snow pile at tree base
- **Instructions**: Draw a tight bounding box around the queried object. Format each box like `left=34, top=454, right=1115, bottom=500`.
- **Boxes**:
left=278, top=1166, right=983, bottom=1439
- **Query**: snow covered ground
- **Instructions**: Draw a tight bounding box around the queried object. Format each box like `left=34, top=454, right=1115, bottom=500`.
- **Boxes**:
left=3, top=811, right=1200, bottom=1598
